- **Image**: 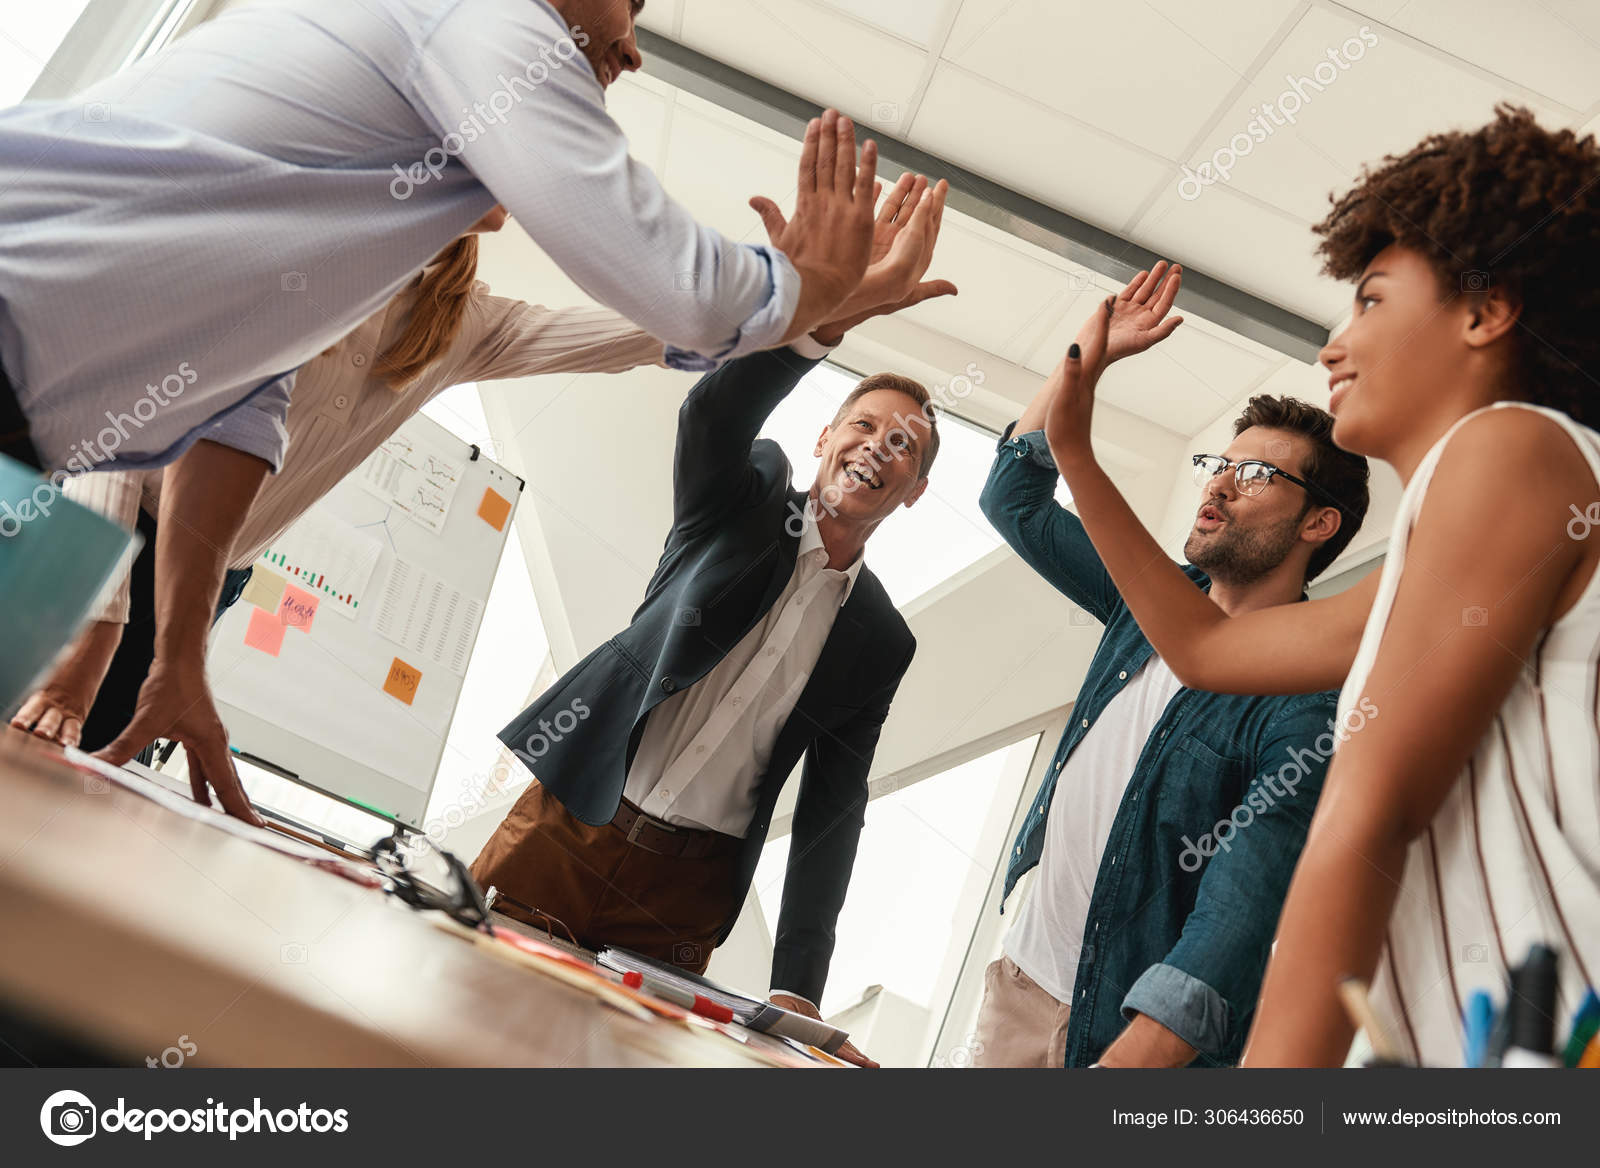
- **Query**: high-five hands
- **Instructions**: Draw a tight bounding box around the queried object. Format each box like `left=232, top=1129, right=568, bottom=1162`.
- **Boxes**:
left=1091, top=260, right=1184, bottom=363
left=807, top=172, right=955, bottom=345
left=758, top=110, right=880, bottom=346
left=752, top=112, right=953, bottom=346
left=1045, top=260, right=1184, bottom=467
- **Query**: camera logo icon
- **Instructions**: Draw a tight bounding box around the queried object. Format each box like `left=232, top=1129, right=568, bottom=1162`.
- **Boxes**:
left=1461, top=606, right=1489, bottom=627
left=280, top=942, right=309, bottom=963
left=1459, top=270, right=1491, bottom=293
left=869, top=101, right=899, bottom=126
left=82, top=102, right=110, bottom=123
left=1462, top=943, right=1489, bottom=962
left=675, top=607, right=701, bottom=627
left=672, top=941, right=702, bottom=966
left=40, top=1090, right=97, bottom=1146
left=674, top=271, right=700, bottom=291
left=1264, top=437, right=1293, bottom=461
left=281, top=272, right=307, bottom=292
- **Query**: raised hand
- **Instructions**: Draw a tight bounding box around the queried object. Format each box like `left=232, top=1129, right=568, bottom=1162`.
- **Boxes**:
left=749, top=110, right=879, bottom=345
left=808, top=173, right=956, bottom=343
left=1045, top=292, right=1115, bottom=470
left=1092, top=260, right=1185, bottom=364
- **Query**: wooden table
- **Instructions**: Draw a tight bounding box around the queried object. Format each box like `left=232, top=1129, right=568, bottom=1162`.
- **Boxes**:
left=0, top=727, right=780, bottom=1068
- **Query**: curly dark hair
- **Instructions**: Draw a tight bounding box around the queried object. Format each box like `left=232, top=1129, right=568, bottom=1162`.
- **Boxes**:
left=1233, top=395, right=1370, bottom=582
left=1313, top=104, right=1600, bottom=429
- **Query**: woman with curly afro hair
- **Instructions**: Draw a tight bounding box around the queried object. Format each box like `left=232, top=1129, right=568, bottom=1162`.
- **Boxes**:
left=1036, top=104, right=1600, bottom=1066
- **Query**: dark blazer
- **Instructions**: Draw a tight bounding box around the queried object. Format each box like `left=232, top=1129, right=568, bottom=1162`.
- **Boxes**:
left=498, top=345, right=916, bottom=1004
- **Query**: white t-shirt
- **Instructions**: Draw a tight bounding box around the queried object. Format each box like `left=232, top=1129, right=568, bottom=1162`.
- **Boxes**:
left=1004, top=657, right=1184, bottom=1004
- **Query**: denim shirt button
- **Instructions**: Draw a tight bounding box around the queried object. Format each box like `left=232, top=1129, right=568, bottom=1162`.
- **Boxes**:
left=1080, top=718, right=1089, bottom=729
left=1118, top=670, right=1128, bottom=681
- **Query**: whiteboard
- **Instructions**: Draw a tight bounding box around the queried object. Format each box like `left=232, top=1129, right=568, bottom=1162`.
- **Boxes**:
left=208, top=412, right=521, bottom=827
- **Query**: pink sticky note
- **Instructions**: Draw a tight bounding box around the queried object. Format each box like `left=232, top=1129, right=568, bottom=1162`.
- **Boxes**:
left=245, top=606, right=286, bottom=656
left=278, top=584, right=320, bottom=633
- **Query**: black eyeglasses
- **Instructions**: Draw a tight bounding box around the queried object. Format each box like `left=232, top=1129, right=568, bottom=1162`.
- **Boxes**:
left=1192, top=454, right=1348, bottom=513
left=372, top=834, right=491, bottom=932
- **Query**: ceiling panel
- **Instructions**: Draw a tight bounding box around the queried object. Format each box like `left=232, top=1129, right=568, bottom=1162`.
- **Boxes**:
left=942, top=0, right=1280, bottom=159
left=813, top=0, right=958, bottom=49
left=1133, top=183, right=1351, bottom=325
left=657, top=95, right=804, bottom=246
left=891, top=216, right=1092, bottom=361
left=1185, top=6, right=1578, bottom=223
left=1020, top=288, right=1280, bottom=436
left=908, top=66, right=1175, bottom=235
left=676, top=0, right=930, bottom=135
left=636, top=0, right=684, bottom=36
left=1144, top=0, right=1302, bottom=74
left=1337, top=0, right=1600, bottom=111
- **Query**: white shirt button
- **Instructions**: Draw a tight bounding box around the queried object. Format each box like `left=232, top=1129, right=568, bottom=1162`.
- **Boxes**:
left=352, top=353, right=368, bottom=367
left=1118, top=671, right=1128, bottom=680
left=334, top=394, right=349, bottom=409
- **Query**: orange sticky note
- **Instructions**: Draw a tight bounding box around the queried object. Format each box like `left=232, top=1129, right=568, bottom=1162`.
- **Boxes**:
left=477, top=486, right=512, bottom=532
left=383, top=657, right=422, bottom=705
left=245, top=606, right=286, bottom=656
left=278, top=584, right=319, bottom=632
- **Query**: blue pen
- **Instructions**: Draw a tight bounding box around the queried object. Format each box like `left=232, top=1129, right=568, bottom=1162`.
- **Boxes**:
left=1463, top=989, right=1496, bottom=1068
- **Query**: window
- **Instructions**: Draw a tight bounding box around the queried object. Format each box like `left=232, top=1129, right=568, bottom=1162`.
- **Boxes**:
left=757, top=362, right=1007, bottom=608
left=750, top=734, right=1039, bottom=1065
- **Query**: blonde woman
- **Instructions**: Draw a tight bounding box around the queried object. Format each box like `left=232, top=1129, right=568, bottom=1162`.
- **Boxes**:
left=12, top=204, right=665, bottom=759
left=16, top=174, right=953, bottom=820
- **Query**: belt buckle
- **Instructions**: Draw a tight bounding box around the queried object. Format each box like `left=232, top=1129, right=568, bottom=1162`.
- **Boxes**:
left=626, top=809, right=675, bottom=846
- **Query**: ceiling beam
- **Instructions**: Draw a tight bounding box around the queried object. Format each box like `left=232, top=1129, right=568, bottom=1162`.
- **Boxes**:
left=638, top=28, right=1328, bottom=364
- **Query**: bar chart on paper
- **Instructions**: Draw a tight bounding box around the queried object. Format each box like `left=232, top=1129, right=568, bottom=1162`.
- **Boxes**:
left=257, top=510, right=383, bottom=620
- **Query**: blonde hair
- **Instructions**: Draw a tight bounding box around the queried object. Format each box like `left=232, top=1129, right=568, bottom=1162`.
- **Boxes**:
left=374, top=234, right=481, bottom=389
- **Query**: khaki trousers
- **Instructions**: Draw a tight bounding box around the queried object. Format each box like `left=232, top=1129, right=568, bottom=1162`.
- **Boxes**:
left=972, top=954, right=1072, bottom=1068
left=470, top=780, right=741, bottom=974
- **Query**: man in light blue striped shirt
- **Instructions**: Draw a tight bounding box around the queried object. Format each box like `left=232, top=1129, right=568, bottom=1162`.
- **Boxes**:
left=0, top=0, right=940, bottom=818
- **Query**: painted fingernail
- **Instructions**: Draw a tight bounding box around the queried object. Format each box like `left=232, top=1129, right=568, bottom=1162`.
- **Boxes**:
left=1068, top=343, right=1081, bottom=360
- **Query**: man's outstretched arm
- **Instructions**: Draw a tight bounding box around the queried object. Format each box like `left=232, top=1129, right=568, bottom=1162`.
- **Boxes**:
left=94, top=439, right=269, bottom=824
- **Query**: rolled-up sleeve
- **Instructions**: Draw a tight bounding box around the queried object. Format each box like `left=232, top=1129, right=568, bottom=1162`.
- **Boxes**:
left=187, top=371, right=295, bottom=471
left=1120, top=693, right=1337, bottom=1056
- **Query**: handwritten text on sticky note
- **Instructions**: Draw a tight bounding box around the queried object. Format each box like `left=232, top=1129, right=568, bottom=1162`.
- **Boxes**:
left=383, top=657, right=422, bottom=705
left=278, top=585, right=320, bottom=632
left=245, top=606, right=286, bottom=656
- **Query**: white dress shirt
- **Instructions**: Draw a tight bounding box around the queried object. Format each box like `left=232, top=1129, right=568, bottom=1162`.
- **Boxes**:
left=623, top=513, right=863, bottom=839
left=0, top=0, right=796, bottom=473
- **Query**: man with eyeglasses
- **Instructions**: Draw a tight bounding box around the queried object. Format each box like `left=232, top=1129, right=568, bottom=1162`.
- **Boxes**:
left=972, top=265, right=1371, bottom=1067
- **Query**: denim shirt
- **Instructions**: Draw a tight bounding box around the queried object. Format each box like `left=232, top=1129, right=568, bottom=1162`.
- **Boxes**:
left=979, top=425, right=1340, bottom=1067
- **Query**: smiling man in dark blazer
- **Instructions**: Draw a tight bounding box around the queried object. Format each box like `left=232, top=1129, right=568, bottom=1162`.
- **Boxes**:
left=472, top=184, right=952, bottom=1065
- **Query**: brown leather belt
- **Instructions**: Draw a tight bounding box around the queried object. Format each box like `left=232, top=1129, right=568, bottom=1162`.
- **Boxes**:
left=611, top=799, right=734, bottom=859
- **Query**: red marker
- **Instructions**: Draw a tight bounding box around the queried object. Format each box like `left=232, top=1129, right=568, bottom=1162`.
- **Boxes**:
left=621, top=971, right=734, bottom=1023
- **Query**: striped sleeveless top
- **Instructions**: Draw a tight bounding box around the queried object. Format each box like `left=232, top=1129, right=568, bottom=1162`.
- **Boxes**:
left=1336, top=401, right=1600, bottom=1066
